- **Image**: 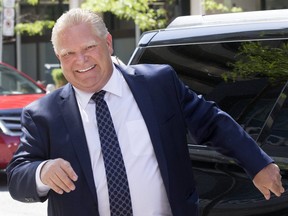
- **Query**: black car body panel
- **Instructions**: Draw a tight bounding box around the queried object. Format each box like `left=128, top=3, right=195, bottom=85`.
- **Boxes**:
left=128, top=9, right=288, bottom=215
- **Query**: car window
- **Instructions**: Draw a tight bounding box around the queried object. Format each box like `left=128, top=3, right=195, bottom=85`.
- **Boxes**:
left=236, top=84, right=285, bottom=140
left=137, top=39, right=288, bottom=141
left=260, top=82, right=288, bottom=159
left=267, top=102, right=288, bottom=145
left=0, top=65, right=43, bottom=95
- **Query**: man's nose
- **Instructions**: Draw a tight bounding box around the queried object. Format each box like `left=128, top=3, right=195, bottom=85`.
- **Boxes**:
left=76, top=52, right=88, bottom=63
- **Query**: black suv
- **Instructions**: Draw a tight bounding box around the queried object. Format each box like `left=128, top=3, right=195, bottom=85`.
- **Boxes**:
left=128, top=9, right=288, bottom=216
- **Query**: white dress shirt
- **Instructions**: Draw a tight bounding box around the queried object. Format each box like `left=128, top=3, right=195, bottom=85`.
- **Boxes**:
left=36, top=65, right=172, bottom=216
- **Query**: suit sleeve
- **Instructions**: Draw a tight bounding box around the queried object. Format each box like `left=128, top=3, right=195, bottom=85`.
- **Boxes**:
left=169, top=66, right=273, bottom=179
left=6, top=107, right=49, bottom=203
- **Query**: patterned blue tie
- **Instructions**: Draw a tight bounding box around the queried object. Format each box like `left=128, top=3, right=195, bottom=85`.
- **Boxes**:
left=91, top=90, right=133, bottom=216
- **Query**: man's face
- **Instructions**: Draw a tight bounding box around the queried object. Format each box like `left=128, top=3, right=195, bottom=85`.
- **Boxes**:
left=56, top=23, right=114, bottom=93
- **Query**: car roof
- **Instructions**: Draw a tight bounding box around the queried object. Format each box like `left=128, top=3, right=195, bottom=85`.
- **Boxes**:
left=167, top=9, right=288, bottom=29
left=137, top=9, right=288, bottom=47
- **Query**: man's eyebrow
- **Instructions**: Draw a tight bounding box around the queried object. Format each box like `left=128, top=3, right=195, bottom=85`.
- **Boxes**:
left=86, top=41, right=98, bottom=46
left=58, top=41, right=99, bottom=56
left=59, top=49, right=71, bottom=55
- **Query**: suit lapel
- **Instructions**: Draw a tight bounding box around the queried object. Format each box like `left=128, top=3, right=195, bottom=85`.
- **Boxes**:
left=118, top=65, right=170, bottom=197
left=58, top=84, right=97, bottom=203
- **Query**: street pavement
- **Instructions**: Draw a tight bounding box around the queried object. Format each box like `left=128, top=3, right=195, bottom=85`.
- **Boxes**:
left=0, top=171, right=47, bottom=216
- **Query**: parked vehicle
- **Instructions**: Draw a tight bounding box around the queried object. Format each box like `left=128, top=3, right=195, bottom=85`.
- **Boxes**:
left=128, top=9, right=288, bottom=216
left=0, top=62, right=46, bottom=169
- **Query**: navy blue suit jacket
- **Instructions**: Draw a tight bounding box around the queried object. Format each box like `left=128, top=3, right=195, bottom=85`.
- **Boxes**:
left=7, top=64, right=273, bottom=216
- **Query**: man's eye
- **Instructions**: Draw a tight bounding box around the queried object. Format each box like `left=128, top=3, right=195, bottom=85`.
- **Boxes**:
left=87, top=45, right=97, bottom=50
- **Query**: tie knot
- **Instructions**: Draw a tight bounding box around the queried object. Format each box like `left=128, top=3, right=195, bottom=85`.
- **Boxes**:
left=91, top=90, right=106, bottom=103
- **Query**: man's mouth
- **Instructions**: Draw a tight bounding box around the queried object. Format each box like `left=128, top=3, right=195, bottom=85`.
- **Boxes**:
left=76, top=65, right=96, bottom=73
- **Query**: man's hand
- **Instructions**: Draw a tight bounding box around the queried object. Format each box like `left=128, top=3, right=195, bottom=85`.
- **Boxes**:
left=40, top=158, right=78, bottom=194
left=253, top=163, right=285, bottom=200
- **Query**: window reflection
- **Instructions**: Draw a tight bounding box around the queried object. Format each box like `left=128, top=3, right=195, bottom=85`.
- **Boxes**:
left=139, top=38, right=288, bottom=150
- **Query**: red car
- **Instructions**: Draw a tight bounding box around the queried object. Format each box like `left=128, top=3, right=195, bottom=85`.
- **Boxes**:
left=0, top=62, right=46, bottom=169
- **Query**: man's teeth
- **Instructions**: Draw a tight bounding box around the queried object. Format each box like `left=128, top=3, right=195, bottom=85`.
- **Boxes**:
left=78, top=65, right=95, bottom=72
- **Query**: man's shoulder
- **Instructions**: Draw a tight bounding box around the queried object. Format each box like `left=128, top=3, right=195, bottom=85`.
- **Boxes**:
left=129, top=63, right=174, bottom=74
left=25, top=84, right=70, bottom=112
left=119, top=64, right=176, bottom=79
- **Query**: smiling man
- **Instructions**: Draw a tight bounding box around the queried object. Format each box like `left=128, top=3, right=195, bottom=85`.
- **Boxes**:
left=53, top=14, right=113, bottom=93
left=6, top=8, right=284, bottom=216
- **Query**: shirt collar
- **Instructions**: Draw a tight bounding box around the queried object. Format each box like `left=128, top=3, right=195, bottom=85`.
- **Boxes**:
left=74, top=64, right=123, bottom=108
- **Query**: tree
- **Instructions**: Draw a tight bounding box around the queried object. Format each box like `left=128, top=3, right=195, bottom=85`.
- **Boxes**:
left=15, top=0, right=242, bottom=36
left=15, top=0, right=168, bottom=35
left=204, top=0, right=242, bottom=14
left=14, top=0, right=64, bottom=35
left=82, top=0, right=168, bottom=31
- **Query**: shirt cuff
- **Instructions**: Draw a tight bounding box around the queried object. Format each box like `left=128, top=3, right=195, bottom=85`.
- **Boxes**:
left=35, top=161, right=51, bottom=197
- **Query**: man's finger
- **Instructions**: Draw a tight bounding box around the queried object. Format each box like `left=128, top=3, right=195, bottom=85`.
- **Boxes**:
left=40, top=159, right=78, bottom=194
left=44, top=175, right=64, bottom=194
left=60, top=160, right=78, bottom=182
left=257, top=185, right=271, bottom=200
left=269, top=181, right=285, bottom=197
left=52, top=170, right=76, bottom=193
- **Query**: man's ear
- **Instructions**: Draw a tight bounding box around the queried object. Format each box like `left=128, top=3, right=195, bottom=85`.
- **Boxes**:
left=55, top=54, right=61, bottom=66
left=55, top=53, right=60, bottom=60
left=106, top=33, right=114, bottom=55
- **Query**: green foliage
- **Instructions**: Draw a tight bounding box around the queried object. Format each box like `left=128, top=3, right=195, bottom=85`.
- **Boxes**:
left=223, top=42, right=288, bottom=83
left=204, top=0, right=242, bottom=14
left=26, top=0, right=39, bottom=5
left=14, top=0, right=60, bottom=35
left=25, top=0, right=58, bottom=5
left=15, top=20, right=55, bottom=36
left=51, top=68, right=67, bottom=88
left=15, top=0, right=243, bottom=35
left=81, top=0, right=168, bottom=30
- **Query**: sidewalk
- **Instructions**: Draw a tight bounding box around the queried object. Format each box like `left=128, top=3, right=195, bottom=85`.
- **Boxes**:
left=0, top=171, right=47, bottom=216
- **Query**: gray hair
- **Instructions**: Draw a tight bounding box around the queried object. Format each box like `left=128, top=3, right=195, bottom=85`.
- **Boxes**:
left=51, top=8, right=109, bottom=53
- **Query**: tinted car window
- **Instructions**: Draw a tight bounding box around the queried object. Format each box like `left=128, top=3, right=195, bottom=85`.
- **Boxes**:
left=261, top=83, right=288, bottom=160
left=236, top=83, right=285, bottom=139
left=269, top=99, right=288, bottom=143
left=136, top=39, right=288, bottom=141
